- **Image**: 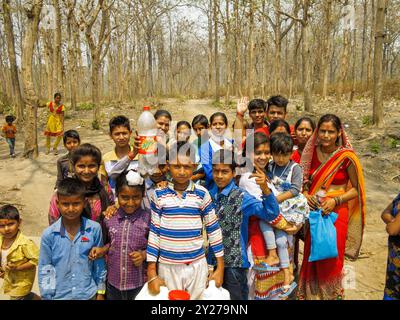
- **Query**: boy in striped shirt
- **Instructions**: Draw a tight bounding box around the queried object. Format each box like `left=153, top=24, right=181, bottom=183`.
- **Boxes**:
left=146, top=141, right=224, bottom=299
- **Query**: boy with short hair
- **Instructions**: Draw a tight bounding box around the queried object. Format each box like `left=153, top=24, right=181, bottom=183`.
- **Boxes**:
left=208, top=150, right=291, bottom=300
left=146, top=141, right=225, bottom=300
left=55, top=129, right=81, bottom=189
left=2, top=115, right=17, bottom=158
left=99, top=115, right=139, bottom=197
left=0, top=205, right=40, bottom=300
left=39, top=178, right=107, bottom=300
left=234, top=95, right=294, bottom=142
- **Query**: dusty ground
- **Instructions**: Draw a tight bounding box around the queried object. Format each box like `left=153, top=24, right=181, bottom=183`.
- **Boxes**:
left=0, top=96, right=399, bottom=300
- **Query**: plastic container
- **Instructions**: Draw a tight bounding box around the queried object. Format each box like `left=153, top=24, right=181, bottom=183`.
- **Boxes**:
left=137, top=106, right=158, bottom=175
left=200, top=280, right=231, bottom=300
left=168, top=290, right=191, bottom=300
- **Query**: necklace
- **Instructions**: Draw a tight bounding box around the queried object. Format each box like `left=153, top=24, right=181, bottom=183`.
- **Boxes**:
left=272, top=161, right=291, bottom=179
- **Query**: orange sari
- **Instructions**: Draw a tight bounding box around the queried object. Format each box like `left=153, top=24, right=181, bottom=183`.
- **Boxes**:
left=297, top=130, right=366, bottom=300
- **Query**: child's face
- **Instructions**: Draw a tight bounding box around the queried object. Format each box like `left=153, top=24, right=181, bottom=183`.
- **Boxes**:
left=64, top=137, right=80, bottom=152
left=150, top=164, right=168, bottom=184
left=110, top=125, right=131, bottom=149
left=211, top=116, right=227, bottom=137
left=249, top=108, right=266, bottom=126
left=156, top=116, right=170, bottom=135
left=0, top=219, right=20, bottom=239
left=213, top=164, right=234, bottom=190
left=168, top=156, right=196, bottom=185
left=118, top=186, right=143, bottom=214
left=267, top=105, right=286, bottom=123
left=193, top=123, right=208, bottom=137
left=55, top=95, right=62, bottom=104
left=251, top=143, right=271, bottom=169
left=176, top=125, right=191, bottom=142
left=272, top=152, right=292, bottom=167
left=74, top=156, right=99, bottom=184
left=56, top=194, right=85, bottom=222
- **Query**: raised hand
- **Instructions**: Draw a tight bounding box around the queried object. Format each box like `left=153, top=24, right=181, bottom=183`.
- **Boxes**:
left=249, top=164, right=271, bottom=195
left=237, top=97, right=249, bottom=115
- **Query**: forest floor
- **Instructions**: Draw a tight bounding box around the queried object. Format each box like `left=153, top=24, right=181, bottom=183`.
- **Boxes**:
left=1, top=96, right=399, bottom=300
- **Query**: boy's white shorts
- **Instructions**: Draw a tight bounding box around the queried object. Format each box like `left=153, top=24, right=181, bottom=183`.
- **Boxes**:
left=158, top=257, right=208, bottom=300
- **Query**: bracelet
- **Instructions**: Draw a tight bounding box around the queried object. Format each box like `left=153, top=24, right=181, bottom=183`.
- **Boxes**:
left=97, top=290, right=106, bottom=295
left=148, top=276, right=159, bottom=284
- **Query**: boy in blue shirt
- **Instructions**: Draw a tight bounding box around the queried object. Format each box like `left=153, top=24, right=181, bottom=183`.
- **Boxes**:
left=39, top=178, right=107, bottom=300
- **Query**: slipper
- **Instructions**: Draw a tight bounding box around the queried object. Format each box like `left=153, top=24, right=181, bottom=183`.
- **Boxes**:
left=278, top=282, right=297, bottom=298
left=253, top=262, right=280, bottom=272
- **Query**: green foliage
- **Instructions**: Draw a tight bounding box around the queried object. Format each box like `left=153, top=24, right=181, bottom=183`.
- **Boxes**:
left=295, top=104, right=302, bottom=111
left=211, top=100, right=224, bottom=109
left=388, top=138, right=399, bottom=149
left=77, top=102, right=95, bottom=111
left=370, top=141, right=380, bottom=154
left=92, top=120, right=100, bottom=130
left=362, top=115, right=372, bottom=126
left=0, top=103, right=14, bottom=116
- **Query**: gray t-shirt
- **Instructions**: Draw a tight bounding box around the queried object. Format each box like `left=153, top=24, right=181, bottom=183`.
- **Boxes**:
left=267, top=160, right=303, bottom=196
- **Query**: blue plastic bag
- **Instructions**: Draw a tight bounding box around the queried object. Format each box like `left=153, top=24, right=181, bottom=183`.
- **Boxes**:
left=308, top=209, right=339, bottom=262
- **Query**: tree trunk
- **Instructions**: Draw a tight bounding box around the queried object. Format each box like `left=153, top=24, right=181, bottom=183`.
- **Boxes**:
left=372, top=0, right=387, bottom=128
left=21, top=0, right=43, bottom=159
left=302, top=21, right=312, bottom=112
left=337, top=28, right=350, bottom=100
left=360, top=0, right=368, bottom=84
left=213, top=0, right=220, bottom=102
left=208, top=0, right=213, bottom=95
left=92, top=60, right=101, bottom=126
left=66, top=3, right=77, bottom=111
left=321, top=0, right=333, bottom=100
left=247, top=0, right=255, bottom=98
left=146, top=35, right=154, bottom=97
left=367, top=0, right=376, bottom=89
left=52, top=0, right=63, bottom=93
left=350, top=28, right=357, bottom=102
left=3, top=0, right=25, bottom=122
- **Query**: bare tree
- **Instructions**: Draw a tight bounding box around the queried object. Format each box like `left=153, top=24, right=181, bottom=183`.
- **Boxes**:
left=21, top=0, right=43, bottom=158
left=3, top=0, right=25, bottom=121
left=373, top=0, right=388, bottom=128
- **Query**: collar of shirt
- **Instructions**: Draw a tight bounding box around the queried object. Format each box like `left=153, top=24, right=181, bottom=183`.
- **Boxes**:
left=145, top=178, right=156, bottom=190
left=210, top=179, right=236, bottom=201
left=116, top=207, right=143, bottom=222
left=167, top=180, right=195, bottom=193
left=50, top=217, right=88, bottom=238
left=0, top=231, right=30, bottom=256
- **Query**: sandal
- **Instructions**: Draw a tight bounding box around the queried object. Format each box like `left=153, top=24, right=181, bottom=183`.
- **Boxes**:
left=278, top=282, right=297, bottom=298
left=253, top=262, right=280, bottom=272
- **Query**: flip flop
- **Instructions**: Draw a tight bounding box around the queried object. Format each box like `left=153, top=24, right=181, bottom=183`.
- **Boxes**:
left=278, top=282, right=297, bottom=298
left=253, top=262, right=280, bottom=272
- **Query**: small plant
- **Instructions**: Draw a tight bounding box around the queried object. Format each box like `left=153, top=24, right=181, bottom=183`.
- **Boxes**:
left=389, top=138, right=399, bottom=149
left=370, top=141, right=380, bottom=154
left=212, top=100, right=223, bottom=109
left=296, top=104, right=302, bottom=111
left=78, top=102, right=95, bottom=111
left=362, top=115, right=372, bottom=126
left=92, top=120, right=100, bottom=130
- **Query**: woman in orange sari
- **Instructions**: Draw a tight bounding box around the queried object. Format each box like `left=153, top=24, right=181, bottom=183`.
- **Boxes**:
left=297, top=114, right=366, bottom=300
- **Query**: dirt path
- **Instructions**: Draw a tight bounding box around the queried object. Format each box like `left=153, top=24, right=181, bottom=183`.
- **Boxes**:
left=0, top=97, right=396, bottom=300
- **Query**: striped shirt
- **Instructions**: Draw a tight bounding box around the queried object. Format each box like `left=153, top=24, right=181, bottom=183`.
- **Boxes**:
left=147, top=181, right=224, bottom=265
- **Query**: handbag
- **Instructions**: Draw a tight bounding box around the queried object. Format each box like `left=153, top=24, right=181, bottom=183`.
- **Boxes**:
left=308, top=209, right=339, bottom=262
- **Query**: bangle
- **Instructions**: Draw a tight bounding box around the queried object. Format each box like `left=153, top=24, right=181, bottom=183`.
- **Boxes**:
left=97, top=290, right=106, bottom=295
left=148, top=276, right=159, bottom=284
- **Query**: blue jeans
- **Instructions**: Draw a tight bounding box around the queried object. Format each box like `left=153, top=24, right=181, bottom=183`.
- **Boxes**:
left=6, top=138, right=15, bottom=155
left=223, top=267, right=248, bottom=300
left=106, top=282, right=143, bottom=300
left=259, top=221, right=293, bottom=268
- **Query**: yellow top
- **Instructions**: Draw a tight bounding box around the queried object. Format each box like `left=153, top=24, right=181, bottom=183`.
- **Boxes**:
left=0, top=231, right=39, bottom=297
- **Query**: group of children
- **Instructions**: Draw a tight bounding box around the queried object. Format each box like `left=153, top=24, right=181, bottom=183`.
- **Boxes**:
left=0, top=94, right=331, bottom=301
